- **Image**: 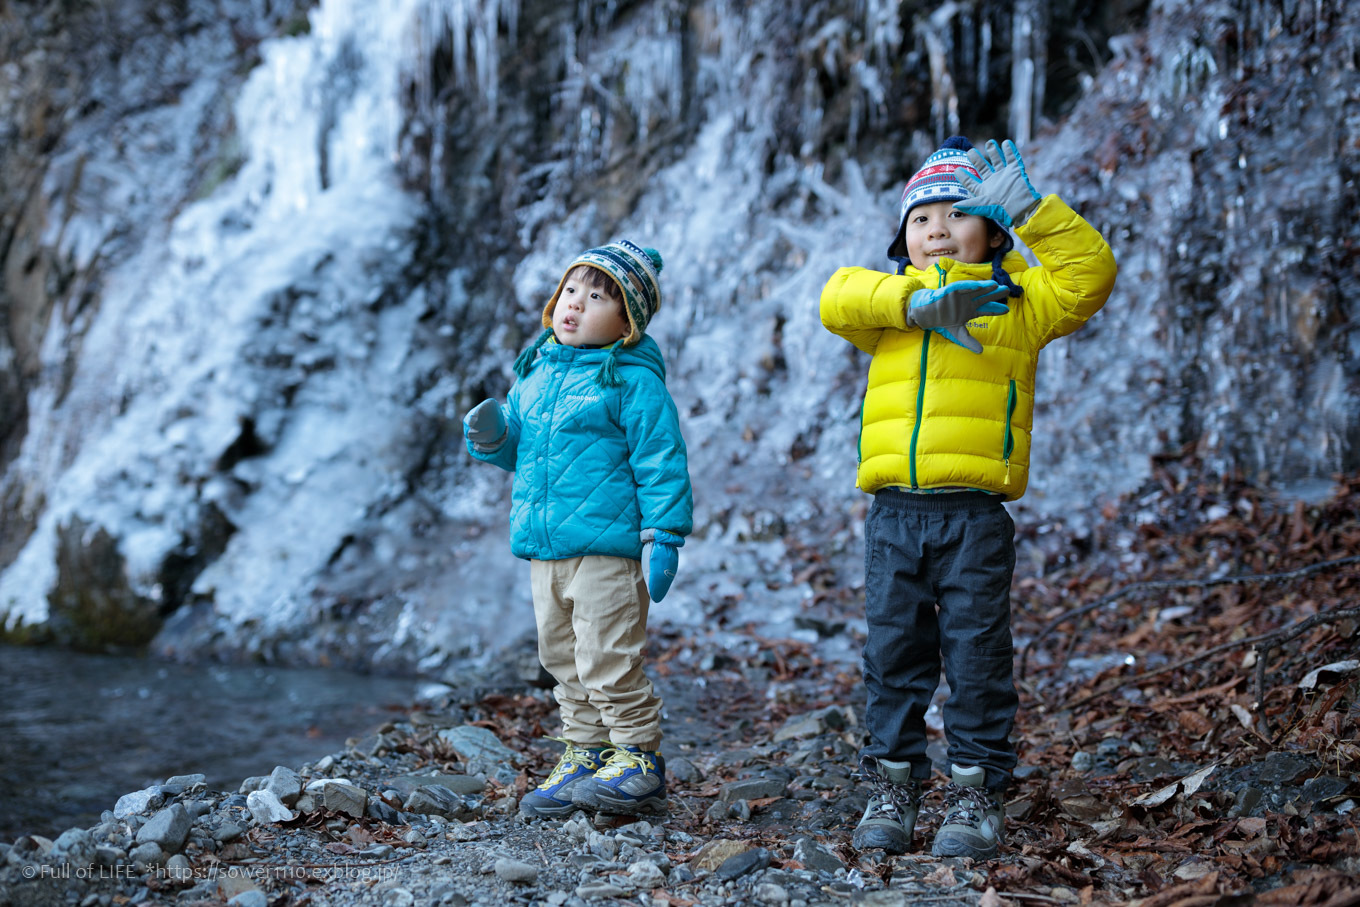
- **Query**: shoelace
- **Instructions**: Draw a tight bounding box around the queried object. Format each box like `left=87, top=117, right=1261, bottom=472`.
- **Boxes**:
left=541, top=737, right=612, bottom=787
left=855, top=756, right=921, bottom=819
left=595, top=748, right=654, bottom=781
left=940, top=782, right=996, bottom=826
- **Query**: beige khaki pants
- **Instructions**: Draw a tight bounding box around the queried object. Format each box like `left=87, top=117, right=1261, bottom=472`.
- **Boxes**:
left=530, top=555, right=662, bottom=750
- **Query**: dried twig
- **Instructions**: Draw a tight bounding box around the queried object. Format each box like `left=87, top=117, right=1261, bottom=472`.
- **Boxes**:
left=1018, top=554, right=1360, bottom=682
left=1052, top=605, right=1360, bottom=713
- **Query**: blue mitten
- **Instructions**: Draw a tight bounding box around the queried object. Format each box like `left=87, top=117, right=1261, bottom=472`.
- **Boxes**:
left=640, top=529, right=685, bottom=602
left=952, top=139, right=1042, bottom=228
left=464, top=399, right=507, bottom=451
left=905, top=281, right=1010, bottom=354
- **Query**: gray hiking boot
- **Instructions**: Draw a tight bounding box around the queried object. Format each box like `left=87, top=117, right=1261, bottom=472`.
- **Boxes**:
left=851, top=756, right=921, bottom=854
left=931, top=764, right=1005, bottom=859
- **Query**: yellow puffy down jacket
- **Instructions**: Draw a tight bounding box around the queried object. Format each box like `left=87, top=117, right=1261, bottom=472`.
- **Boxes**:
left=820, top=196, right=1117, bottom=500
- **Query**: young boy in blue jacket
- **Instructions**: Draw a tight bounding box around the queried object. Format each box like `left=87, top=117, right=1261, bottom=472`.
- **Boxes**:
left=463, top=239, right=692, bottom=818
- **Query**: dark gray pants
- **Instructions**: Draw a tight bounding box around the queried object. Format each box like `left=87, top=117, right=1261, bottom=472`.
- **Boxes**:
left=861, top=489, right=1018, bottom=792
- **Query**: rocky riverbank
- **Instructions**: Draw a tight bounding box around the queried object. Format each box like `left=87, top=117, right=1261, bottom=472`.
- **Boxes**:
left=4, top=472, right=1360, bottom=907
left=1, top=624, right=1357, bottom=907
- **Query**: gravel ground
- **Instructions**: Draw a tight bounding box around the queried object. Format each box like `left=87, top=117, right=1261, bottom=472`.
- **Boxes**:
left=0, top=642, right=1002, bottom=907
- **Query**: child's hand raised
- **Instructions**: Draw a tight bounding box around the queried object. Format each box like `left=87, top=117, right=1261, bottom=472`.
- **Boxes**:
left=953, top=139, right=1042, bottom=228
left=464, top=399, right=507, bottom=451
left=905, top=281, right=1010, bottom=354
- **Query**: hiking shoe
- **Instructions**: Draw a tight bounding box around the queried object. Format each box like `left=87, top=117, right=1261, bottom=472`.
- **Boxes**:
left=851, top=755, right=922, bottom=854
left=931, top=764, right=1005, bottom=859
left=519, top=738, right=612, bottom=818
left=573, top=744, right=667, bottom=815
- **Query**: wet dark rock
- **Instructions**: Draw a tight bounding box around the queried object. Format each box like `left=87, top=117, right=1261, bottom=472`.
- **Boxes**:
left=1300, top=774, right=1350, bottom=805
left=717, top=846, right=771, bottom=880
left=1257, top=753, right=1315, bottom=786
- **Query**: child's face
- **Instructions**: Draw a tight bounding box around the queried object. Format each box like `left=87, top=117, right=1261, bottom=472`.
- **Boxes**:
left=552, top=275, right=630, bottom=347
left=904, top=201, right=1004, bottom=271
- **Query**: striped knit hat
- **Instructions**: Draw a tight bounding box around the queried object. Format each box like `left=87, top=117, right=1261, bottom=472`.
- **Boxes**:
left=886, top=136, right=981, bottom=261
left=515, top=239, right=665, bottom=387
left=541, top=239, right=663, bottom=347
left=886, top=136, right=1021, bottom=297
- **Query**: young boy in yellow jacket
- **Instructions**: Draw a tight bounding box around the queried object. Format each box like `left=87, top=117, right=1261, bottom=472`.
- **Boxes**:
left=820, top=136, right=1117, bottom=859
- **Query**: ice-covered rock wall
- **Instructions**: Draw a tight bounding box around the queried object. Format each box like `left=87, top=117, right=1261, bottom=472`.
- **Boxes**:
left=1, top=0, right=1356, bottom=671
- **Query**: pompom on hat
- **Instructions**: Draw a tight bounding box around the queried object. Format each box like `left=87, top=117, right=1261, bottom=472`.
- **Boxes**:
left=886, top=135, right=1021, bottom=297
left=515, top=239, right=665, bottom=386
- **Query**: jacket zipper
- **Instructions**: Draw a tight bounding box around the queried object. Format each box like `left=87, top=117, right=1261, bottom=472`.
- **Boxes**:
left=908, top=264, right=947, bottom=488
left=1003, top=379, right=1017, bottom=485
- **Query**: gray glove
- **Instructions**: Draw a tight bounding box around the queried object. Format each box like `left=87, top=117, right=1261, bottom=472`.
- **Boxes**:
left=952, top=139, right=1043, bottom=228
left=905, top=281, right=1010, bottom=354
left=463, top=399, right=506, bottom=451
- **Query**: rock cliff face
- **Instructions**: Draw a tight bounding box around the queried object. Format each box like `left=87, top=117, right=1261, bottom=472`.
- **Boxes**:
left=1, top=0, right=1356, bottom=669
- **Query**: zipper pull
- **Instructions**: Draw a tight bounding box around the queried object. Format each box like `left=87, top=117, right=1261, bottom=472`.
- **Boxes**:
left=1004, top=458, right=1011, bottom=485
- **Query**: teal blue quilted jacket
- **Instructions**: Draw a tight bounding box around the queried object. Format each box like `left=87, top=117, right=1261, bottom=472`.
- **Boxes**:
left=468, top=336, right=692, bottom=560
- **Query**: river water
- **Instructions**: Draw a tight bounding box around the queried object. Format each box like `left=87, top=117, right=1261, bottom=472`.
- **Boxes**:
left=0, top=645, right=420, bottom=842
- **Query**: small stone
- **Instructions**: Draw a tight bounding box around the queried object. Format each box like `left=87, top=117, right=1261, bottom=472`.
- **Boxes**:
left=165, top=854, right=194, bottom=880
left=793, top=837, right=844, bottom=874
left=717, top=847, right=770, bottom=880
left=1071, top=751, right=1096, bottom=772
left=114, top=787, right=163, bottom=819
left=494, top=858, right=539, bottom=883
left=217, top=871, right=261, bottom=901
left=136, top=803, right=192, bottom=854
left=666, top=756, right=703, bottom=784
left=368, top=800, right=401, bottom=823
left=228, top=891, right=268, bottom=907
left=626, top=860, right=667, bottom=888
left=94, top=845, right=124, bottom=866
left=129, top=841, right=163, bottom=867
left=165, top=774, right=207, bottom=792
left=756, top=882, right=790, bottom=904
left=773, top=706, right=851, bottom=742
left=692, top=838, right=752, bottom=871
left=719, top=775, right=789, bottom=803
left=238, top=776, right=268, bottom=794
left=575, top=882, right=629, bottom=899
left=48, top=829, right=96, bottom=866
left=404, top=785, right=470, bottom=820
left=213, top=822, right=244, bottom=843
left=321, top=781, right=368, bottom=817
left=265, top=766, right=303, bottom=806
left=246, top=790, right=296, bottom=824
left=383, top=888, right=415, bottom=907
left=435, top=726, right=522, bottom=768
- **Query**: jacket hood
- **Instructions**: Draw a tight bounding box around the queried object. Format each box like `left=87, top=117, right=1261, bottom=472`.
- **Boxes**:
left=536, top=333, right=667, bottom=381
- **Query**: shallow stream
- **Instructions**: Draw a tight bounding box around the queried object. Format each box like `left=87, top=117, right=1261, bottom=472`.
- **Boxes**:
left=0, top=645, right=419, bottom=842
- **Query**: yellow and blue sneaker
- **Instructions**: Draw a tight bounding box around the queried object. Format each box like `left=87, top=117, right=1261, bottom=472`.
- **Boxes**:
left=519, top=738, right=613, bottom=818
left=573, top=744, right=667, bottom=815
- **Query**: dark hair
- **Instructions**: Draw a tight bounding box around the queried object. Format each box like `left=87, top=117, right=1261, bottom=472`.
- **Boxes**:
left=564, top=265, right=625, bottom=316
